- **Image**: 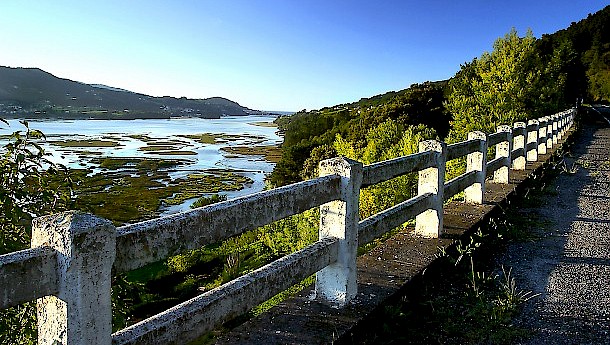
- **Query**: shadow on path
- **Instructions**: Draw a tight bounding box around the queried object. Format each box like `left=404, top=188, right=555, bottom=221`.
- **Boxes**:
left=500, top=111, right=610, bottom=344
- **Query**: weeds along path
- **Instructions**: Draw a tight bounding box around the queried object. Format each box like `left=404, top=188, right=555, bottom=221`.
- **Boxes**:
left=499, top=111, right=610, bottom=344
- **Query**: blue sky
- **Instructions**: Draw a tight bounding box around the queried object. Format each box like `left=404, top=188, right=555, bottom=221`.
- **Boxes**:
left=1, top=1, right=607, bottom=111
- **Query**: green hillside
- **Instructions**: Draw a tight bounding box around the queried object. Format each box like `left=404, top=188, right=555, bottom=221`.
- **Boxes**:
left=0, top=67, right=256, bottom=119
left=270, top=5, right=610, bottom=187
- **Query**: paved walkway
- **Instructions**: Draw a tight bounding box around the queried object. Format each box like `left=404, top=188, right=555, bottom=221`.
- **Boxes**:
left=500, top=111, right=610, bottom=344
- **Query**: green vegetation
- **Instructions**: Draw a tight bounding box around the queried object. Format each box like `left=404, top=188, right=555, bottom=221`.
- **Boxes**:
left=190, top=194, right=227, bottom=208
left=249, top=121, right=277, bottom=128
left=446, top=29, right=571, bottom=141
left=334, top=119, right=436, bottom=218
left=541, top=6, right=610, bottom=103
left=181, top=133, right=219, bottom=144
left=113, top=209, right=319, bottom=333
left=220, top=145, right=282, bottom=163
left=0, top=120, right=71, bottom=344
left=270, top=81, right=449, bottom=186
left=163, top=172, right=251, bottom=206
left=68, top=163, right=253, bottom=224
left=271, top=6, right=610, bottom=188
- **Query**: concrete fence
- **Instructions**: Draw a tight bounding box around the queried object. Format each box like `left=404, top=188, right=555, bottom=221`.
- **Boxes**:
left=0, top=108, right=576, bottom=344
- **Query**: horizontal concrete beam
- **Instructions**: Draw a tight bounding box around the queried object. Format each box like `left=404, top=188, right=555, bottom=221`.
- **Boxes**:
left=446, top=139, right=481, bottom=161
left=511, top=147, right=525, bottom=160
left=513, top=126, right=526, bottom=136
left=488, top=130, right=510, bottom=146
left=526, top=141, right=538, bottom=151
left=114, top=175, right=342, bottom=272
left=358, top=192, right=433, bottom=245
left=0, top=247, right=58, bottom=309
left=112, top=237, right=339, bottom=345
left=486, top=156, right=506, bottom=177
left=362, top=151, right=435, bottom=187
left=444, top=170, right=477, bottom=201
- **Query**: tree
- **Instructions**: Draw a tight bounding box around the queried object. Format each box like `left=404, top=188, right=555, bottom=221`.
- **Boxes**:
left=334, top=119, right=437, bottom=218
left=0, top=120, right=71, bottom=344
left=446, top=29, right=540, bottom=141
left=445, top=29, right=575, bottom=141
left=0, top=120, right=71, bottom=254
left=584, top=42, right=610, bottom=102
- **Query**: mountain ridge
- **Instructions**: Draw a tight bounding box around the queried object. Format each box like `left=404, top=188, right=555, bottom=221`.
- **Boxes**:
left=0, top=66, right=261, bottom=119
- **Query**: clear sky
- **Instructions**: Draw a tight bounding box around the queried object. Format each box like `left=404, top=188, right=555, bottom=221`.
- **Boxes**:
left=1, top=1, right=607, bottom=111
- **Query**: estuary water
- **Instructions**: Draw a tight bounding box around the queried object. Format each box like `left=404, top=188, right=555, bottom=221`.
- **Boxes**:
left=0, top=115, right=282, bottom=213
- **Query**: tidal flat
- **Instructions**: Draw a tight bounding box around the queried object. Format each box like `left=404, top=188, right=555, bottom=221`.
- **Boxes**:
left=69, top=157, right=254, bottom=224
left=220, top=145, right=282, bottom=163
left=1, top=115, right=281, bottom=224
left=0, top=116, right=309, bottom=332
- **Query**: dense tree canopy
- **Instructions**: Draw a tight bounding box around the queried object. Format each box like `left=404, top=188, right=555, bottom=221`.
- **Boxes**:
left=334, top=120, right=437, bottom=217
left=445, top=29, right=572, bottom=141
left=271, top=6, right=610, bottom=188
left=270, top=81, right=449, bottom=186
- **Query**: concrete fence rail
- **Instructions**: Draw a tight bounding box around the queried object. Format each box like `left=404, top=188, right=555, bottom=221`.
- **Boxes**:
left=0, top=108, right=576, bottom=344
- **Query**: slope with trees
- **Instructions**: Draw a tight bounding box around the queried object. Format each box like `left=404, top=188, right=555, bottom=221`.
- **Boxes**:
left=272, top=5, right=610, bottom=187
left=0, top=67, right=258, bottom=119
left=270, top=81, right=450, bottom=186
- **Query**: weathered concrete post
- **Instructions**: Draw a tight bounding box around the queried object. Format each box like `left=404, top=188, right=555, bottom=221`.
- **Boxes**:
left=31, top=211, right=116, bottom=345
left=316, top=157, right=362, bottom=307
left=552, top=114, right=559, bottom=145
left=527, top=119, right=539, bottom=162
left=546, top=116, right=554, bottom=150
left=557, top=114, right=563, bottom=138
left=513, top=122, right=526, bottom=170
left=465, top=131, right=487, bottom=204
left=538, top=117, right=548, bottom=155
left=415, top=140, right=446, bottom=238
left=563, top=109, right=572, bottom=134
left=493, top=125, right=512, bottom=184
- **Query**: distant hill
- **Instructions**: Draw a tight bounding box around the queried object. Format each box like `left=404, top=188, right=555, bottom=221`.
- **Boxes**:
left=0, top=66, right=260, bottom=119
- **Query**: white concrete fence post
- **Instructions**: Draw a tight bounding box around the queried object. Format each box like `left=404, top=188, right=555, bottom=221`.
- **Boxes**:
left=415, top=140, right=446, bottom=238
left=546, top=116, right=554, bottom=149
left=552, top=115, right=559, bottom=145
left=538, top=117, right=548, bottom=155
left=465, top=131, right=487, bottom=204
left=316, top=157, right=362, bottom=307
left=513, top=122, right=526, bottom=170
left=32, top=211, right=116, bottom=345
left=494, top=125, right=512, bottom=184
left=527, top=119, right=539, bottom=162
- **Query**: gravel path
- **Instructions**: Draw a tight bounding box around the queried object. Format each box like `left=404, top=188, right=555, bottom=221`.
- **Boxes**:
left=499, top=111, right=610, bottom=344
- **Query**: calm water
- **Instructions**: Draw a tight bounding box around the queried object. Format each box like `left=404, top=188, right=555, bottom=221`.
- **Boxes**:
left=1, top=115, right=281, bottom=213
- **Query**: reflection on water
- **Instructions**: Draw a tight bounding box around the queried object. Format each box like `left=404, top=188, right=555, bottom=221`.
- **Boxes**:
left=1, top=116, right=281, bottom=214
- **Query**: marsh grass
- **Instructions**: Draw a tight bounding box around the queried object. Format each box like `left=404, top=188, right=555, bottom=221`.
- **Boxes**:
left=220, top=145, right=282, bottom=163
left=66, top=158, right=252, bottom=224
